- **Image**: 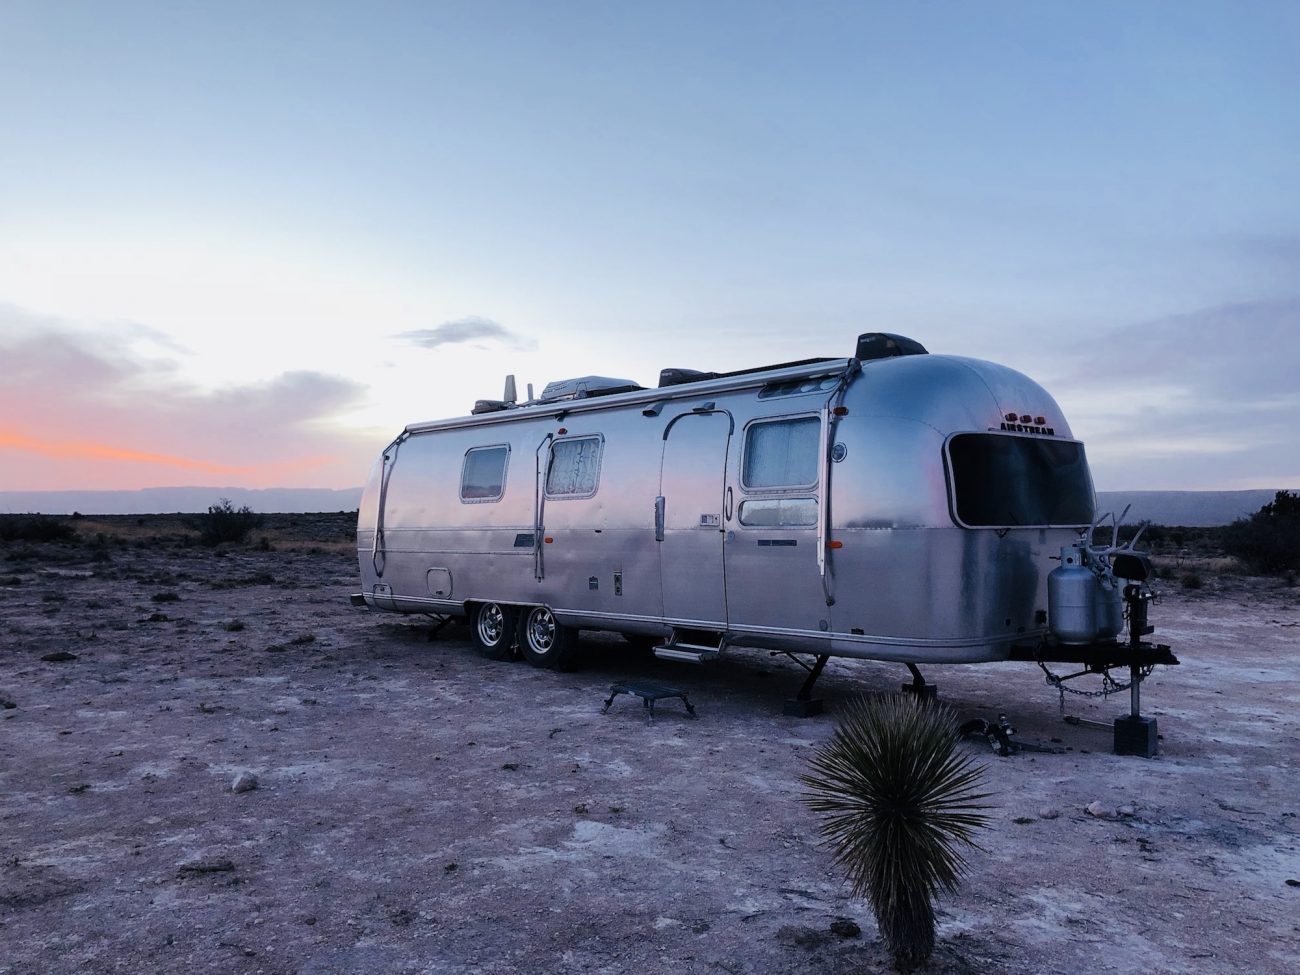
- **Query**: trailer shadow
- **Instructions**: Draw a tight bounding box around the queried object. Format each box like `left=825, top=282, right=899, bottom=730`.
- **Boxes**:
left=355, top=618, right=1085, bottom=743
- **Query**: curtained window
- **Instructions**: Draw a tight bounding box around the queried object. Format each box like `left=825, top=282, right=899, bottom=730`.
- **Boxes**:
left=742, top=416, right=820, bottom=489
left=546, top=436, right=603, bottom=498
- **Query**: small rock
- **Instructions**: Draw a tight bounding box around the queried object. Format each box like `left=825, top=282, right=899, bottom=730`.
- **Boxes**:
left=1085, top=801, right=1111, bottom=819
left=40, top=651, right=78, bottom=662
left=829, top=918, right=861, bottom=939
left=231, top=771, right=259, bottom=793
left=1013, top=816, right=1036, bottom=825
left=1117, top=804, right=1136, bottom=818
left=0, top=696, right=16, bottom=710
left=1285, top=878, right=1299, bottom=888
left=177, top=857, right=236, bottom=876
left=1038, top=807, right=1061, bottom=820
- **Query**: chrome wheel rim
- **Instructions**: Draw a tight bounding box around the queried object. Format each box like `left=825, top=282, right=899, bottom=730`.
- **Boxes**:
left=477, top=604, right=505, bottom=646
left=527, top=608, right=556, bottom=654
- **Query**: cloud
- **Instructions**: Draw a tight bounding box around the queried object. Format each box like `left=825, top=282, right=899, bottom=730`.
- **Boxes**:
left=395, top=316, right=536, bottom=351
left=1057, top=297, right=1300, bottom=403
left=0, top=306, right=377, bottom=491
left=1050, top=297, right=1300, bottom=490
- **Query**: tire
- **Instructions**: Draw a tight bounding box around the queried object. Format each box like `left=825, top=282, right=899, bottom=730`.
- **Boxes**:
left=470, top=602, right=518, bottom=661
left=517, top=605, right=580, bottom=671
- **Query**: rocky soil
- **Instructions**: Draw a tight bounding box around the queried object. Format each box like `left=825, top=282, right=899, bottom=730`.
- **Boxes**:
left=1, top=514, right=1298, bottom=974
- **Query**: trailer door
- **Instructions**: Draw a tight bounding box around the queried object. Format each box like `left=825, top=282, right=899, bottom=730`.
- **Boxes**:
left=725, top=414, right=827, bottom=633
left=658, top=412, right=730, bottom=627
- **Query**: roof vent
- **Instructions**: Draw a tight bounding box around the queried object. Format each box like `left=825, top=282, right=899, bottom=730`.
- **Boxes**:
left=855, top=333, right=928, bottom=361
left=658, top=367, right=718, bottom=388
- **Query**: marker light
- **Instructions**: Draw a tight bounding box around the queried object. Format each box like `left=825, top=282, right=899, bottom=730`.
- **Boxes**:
left=1005, top=412, right=1017, bottom=422
left=828, top=540, right=844, bottom=550
left=1035, top=416, right=1046, bottom=426
left=1019, top=414, right=1032, bottom=423
left=832, top=406, right=849, bottom=416
left=557, top=427, right=568, bottom=435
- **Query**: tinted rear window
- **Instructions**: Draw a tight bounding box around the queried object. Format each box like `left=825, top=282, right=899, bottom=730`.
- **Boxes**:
left=947, top=434, right=1093, bottom=527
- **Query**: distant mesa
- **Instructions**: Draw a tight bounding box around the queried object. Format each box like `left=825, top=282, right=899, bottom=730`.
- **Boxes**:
left=1094, top=490, right=1290, bottom=528
left=0, top=487, right=363, bottom=515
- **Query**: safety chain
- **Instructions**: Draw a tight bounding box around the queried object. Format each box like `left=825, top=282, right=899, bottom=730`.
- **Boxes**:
left=1037, top=660, right=1157, bottom=715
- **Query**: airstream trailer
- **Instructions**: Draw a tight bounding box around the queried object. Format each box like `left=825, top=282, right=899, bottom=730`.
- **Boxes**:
left=355, top=333, right=1175, bottom=749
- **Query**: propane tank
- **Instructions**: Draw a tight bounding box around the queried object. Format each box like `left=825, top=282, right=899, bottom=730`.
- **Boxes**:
left=1095, top=573, right=1124, bottom=640
left=1048, top=544, right=1098, bottom=644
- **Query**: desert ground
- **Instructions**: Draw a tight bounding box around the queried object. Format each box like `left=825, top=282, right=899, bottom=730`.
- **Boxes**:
left=1, top=513, right=1298, bottom=975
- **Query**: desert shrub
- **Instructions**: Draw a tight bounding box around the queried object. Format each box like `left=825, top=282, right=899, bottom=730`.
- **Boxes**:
left=1180, top=571, right=1203, bottom=590
left=802, top=696, right=991, bottom=973
left=190, top=499, right=263, bottom=547
left=1222, top=490, right=1300, bottom=575
left=0, top=514, right=76, bottom=543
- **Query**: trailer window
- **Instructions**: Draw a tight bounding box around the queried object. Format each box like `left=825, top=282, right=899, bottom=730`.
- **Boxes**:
left=743, top=417, right=820, bottom=489
left=546, top=436, right=603, bottom=498
left=738, top=497, right=817, bottom=527
left=947, top=434, right=1093, bottom=527
left=757, top=375, right=840, bottom=399
left=461, top=445, right=510, bottom=502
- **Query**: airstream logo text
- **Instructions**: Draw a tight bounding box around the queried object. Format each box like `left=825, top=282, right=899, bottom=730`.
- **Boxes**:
left=1000, top=421, right=1055, bottom=436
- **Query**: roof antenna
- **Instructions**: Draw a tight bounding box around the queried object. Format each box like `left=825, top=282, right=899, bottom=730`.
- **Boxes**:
left=503, top=375, right=517, bottom=406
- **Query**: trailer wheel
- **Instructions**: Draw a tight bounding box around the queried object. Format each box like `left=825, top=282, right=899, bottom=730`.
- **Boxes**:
left=517, top=606, right=580, bottom=671
left=471, top=602, right=518, bottom=661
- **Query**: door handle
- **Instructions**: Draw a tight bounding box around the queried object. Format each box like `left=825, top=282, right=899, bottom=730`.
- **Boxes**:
left=654, top=496, right=665, bottom=541
left=724, top=486, right=734, bottom=521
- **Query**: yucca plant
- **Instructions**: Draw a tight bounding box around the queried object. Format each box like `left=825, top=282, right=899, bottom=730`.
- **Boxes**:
left=802, top=695, right=991, bottom=972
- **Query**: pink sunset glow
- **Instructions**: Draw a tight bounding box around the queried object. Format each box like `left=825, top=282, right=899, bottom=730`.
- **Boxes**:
left=0, top=314, right=379, bottom=492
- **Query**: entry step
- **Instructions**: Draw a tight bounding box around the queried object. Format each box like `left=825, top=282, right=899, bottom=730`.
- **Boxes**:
left=654, top=644, right=720, bottom=664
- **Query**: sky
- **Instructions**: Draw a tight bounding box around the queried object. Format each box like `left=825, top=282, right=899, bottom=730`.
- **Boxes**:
left=2, top=0, right=1298, bottom=494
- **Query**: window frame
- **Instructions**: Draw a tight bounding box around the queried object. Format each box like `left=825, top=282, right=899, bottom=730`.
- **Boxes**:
left=943, top=431, right=1094, bottom=529
left=740, top=414, right=822, bottom=494
left=544, top=434, right=605, bottom=500
left=458, top=443, right=511, bottom=504
left=737, top=496, right=819, bottom=529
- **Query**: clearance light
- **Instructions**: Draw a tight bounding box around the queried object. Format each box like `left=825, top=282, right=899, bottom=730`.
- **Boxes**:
left=1035, top=416, right=1046, bottom=426
left=1019, top=414, right=1032, bottom=423
left=544, top=536, right=554, bottom=544
left=557, top=427, right=568, bottom=435
left=832, top=406, right=849, bottom=416
left=828, top=540, right=844, bottom=550
left=1005, top=412, right=1017, bottom=422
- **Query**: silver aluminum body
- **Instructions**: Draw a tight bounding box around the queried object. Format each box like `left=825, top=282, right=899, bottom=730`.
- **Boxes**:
left=356, top=353, right=1091, bottom=664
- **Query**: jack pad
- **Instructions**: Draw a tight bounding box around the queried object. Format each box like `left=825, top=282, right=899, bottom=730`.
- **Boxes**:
left=1114, top=714, right=1158, bottom=757
left=784, top=698, right=824, bottom=718
left=902, top=682, right=938, bottom=701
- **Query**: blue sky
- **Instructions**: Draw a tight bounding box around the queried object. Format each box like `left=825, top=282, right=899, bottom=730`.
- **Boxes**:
left=1, top=1, right=1297, bottom=491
